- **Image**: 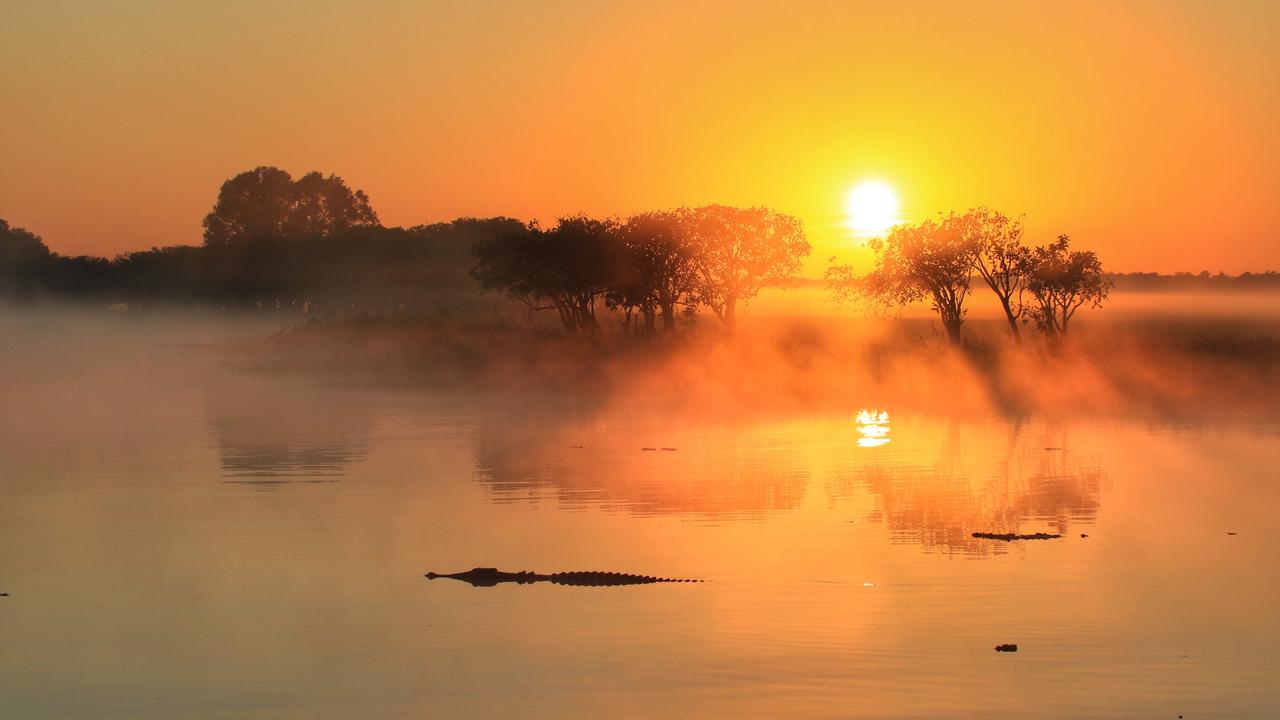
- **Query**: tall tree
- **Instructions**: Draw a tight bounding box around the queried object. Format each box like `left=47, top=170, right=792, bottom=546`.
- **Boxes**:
left=827, top=216, right=977, bottom=345
left=1022, top=235, right=1111, bottom=339
left=202, top=166, right=379, bottom=248
left=684, top=205, right=809, bottom=330
left=963, top=208, right=1031, bottom=342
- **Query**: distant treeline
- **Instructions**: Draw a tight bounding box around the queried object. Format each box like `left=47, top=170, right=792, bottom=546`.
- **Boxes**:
left=0, top=166, right=811, bottom=334
left=3, top=166, right=1274, bottom=334
left=1108, top=271, right=1280, bottom=292
left=785, top=271, right=1280, bottom=291
left=0, top=168, right=521, bottom=317
left=0, top=218, right=533, bottom=315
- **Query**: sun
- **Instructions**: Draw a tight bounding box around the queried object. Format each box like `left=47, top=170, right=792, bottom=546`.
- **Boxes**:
left=845, top=180, right=900, bottom=237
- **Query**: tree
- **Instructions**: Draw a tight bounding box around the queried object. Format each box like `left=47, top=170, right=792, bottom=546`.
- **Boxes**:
left=0, top=218, right=56, bottom=298
left=202, top=166, right=378, bottom=248
left=684, top=205, right=809, bottom=330
left=1022, top=235, right=1111, bottom=339
left=828, top=216, right=977, bottom=345
left=604, top=266, right=654, bottom=335
left=111, top=245, right=207, bottom=306
left=471, top=215, right=625, bottom=333
left=286, top=171, right=380, bottom=237
left=544, top=215, right=625, bottom=333
left=615, top=210, right=698, bottom=333
left=962, top=208, right=1031, bottom=342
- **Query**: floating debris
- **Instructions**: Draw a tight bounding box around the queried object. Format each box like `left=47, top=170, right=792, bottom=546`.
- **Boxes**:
left=660, top=447, right=678, bottom=451
left=1080, top=533, right=1090, bottom=538
left=640, top=447, right=657, bottom=451
left=994, top=643, right=1018, bottom=652
left=972, top=532, right=1061, bottom=541
left=1227, top=532, right=1238, bottom=536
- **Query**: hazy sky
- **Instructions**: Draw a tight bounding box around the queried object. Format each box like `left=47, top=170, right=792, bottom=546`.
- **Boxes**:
left=2, top=0, right=1277, bottom=273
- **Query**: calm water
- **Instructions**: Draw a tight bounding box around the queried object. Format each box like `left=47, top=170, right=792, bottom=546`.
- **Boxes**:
left=2, top=316, right=1279, bottom=718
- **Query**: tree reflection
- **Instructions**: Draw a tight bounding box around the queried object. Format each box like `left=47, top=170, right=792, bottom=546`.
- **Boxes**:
left=829, top=420, right=1102, bottom=554
left=472, top=414, right=809, bottom=517
left=205, top=380, right=373, bottom=484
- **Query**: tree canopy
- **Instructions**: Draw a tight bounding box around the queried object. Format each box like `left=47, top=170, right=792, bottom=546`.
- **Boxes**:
left=472, top=216, right=626, bottom=333
left=829, top=215, right=976, bottom=344
left=962, top=208, right=1030, bottom=342
left=472, top=206, right=808, bottom=334
left=1022, top=235, right=1112, bottom=338
left=0, top=219, right=55, bottom=298
left=202, top=167, right=379, bottom=248
left=615, top=211, right=699, bottom=332
left=685, top=205, right=810, bottom=329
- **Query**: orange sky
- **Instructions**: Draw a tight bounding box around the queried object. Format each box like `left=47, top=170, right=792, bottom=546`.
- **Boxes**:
left=2, top=0, right=1277, bottom=274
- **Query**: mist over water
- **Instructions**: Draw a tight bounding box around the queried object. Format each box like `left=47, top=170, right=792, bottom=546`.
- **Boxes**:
left=1, top=297, right=1278, bottom=718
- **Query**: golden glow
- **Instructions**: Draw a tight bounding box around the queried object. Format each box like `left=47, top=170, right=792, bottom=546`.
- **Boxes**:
left=845, top=181, right=900, bottom=237
left=0, top=3, right=1277, bottom=273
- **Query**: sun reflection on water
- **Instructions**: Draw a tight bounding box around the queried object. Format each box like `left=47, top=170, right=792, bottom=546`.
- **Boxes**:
left=856, top=409, right=891, bottom=448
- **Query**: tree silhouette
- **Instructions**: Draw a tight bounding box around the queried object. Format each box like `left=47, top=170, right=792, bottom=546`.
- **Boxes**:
left=472, top=216, right=626, bottom=333
left=613, top=210, right=698, bottom=334
left=202, top=166, right=378, bottom=248
left=111, top=245, right=206, bottom=306
left=829, top=216, right=976, bottom=345
left=202, top=167, right=296, bottom=247
left=286, top=171, right=380, bottom=237
left=0, top=218, right=56, bottom=298
left=684, top=205, right=809, bottom=330
left=1022, top=235, right=1111, bottom=339
left=963, top=208, right=1031, bottom=343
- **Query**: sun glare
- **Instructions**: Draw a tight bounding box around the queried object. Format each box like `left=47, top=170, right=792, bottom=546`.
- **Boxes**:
left=855, top=409, right=891, bottom=448
left=845, top=181, right=900, bottom=237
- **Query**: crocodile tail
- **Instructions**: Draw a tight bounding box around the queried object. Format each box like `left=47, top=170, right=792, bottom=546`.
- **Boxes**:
left=548, top=571, right=699, bottom=587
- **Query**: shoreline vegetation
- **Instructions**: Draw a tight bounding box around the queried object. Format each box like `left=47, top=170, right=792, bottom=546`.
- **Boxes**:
left=3, top=165, right=1279, bottom=420
left=2, top=166, right=1276, bottom=322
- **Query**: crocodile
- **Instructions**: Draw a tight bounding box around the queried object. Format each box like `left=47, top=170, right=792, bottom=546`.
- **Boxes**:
left=972, top=532, right=1061, bottom=541
left=425, top=567, right=702, bottom=587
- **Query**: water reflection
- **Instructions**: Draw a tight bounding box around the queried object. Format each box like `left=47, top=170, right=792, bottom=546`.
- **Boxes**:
left=831, top=419, right=1103, bottom=554
left=205, top=380, right=373, bottom=483
left=468, top=405, right=1104, bottom=541
left=855, top=409, right=891, bottom=448
left=472, top=415, right=809, bottom=517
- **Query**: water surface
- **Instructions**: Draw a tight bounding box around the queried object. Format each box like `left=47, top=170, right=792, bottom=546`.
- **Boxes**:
left=1, top=318, right=1277, bottom=718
